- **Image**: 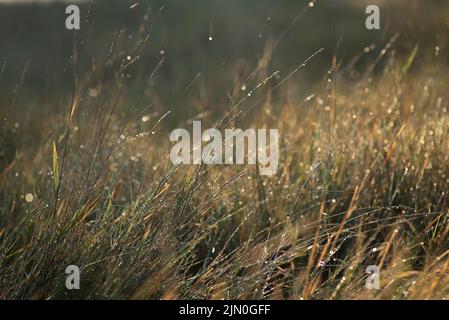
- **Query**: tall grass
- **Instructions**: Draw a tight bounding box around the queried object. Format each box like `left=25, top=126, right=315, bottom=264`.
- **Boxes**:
left=0, top=2, right=448, bottom=300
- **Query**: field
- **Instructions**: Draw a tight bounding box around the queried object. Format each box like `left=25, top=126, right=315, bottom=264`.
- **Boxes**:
left=0, top=0, right=448, bottom=299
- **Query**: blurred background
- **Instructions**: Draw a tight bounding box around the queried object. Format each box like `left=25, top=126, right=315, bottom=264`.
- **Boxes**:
left=0, top=0, right=448, bottom=124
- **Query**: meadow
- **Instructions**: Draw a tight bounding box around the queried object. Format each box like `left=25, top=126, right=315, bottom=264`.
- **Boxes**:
left=0, top=0, right=448, bottom=299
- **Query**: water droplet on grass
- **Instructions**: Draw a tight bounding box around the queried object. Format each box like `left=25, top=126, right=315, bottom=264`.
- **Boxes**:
left=25, top=193, right=34, bottom=203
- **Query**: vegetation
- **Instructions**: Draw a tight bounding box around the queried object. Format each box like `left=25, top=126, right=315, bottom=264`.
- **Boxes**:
left=0, top=0, right=448, bottom=299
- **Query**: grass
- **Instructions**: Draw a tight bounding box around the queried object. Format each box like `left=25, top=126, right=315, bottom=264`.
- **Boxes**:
left=0, top=2, right=448, bottom=300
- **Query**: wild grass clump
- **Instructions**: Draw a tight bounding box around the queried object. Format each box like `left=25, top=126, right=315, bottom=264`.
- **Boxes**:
left=0, top=4, right=448, bottom=300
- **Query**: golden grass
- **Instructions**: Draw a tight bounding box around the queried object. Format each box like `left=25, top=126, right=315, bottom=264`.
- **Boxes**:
left=0, top=4, right=448, bottom=300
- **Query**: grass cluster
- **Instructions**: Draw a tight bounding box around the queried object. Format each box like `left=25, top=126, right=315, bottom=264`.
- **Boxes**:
left=0, top=4, right=448, bottom=300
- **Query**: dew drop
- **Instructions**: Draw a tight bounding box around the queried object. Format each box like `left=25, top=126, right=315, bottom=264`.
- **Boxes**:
left=25, top=193, right=34, bottom=203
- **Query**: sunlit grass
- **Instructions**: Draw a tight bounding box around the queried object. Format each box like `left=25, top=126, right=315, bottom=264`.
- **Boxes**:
left=0, top=2, right=448, bottom=300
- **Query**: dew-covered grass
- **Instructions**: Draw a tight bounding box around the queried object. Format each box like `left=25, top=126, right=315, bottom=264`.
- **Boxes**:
left=0, top=1, right=448, bottom=300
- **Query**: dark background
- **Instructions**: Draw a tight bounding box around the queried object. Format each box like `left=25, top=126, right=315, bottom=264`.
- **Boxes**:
left=0, top=0, right=448, bottom=122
